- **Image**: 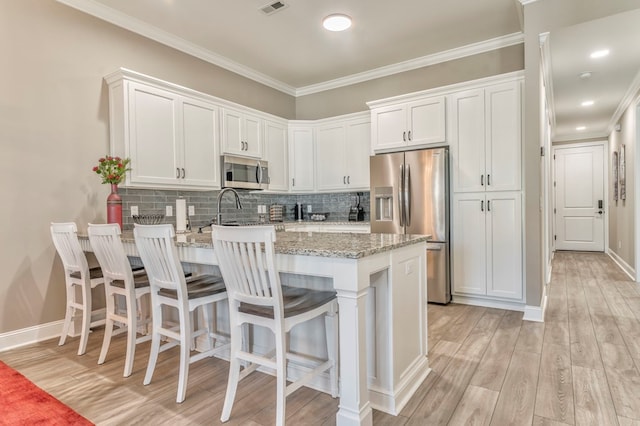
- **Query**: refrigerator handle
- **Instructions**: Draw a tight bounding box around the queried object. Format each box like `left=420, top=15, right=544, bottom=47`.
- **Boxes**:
left=404, top=164, right=411, bottom=226
left=399, top=164, right=405, bottom=227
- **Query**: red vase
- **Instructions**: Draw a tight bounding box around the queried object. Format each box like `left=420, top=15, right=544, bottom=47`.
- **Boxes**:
left=106, top=183, right=123, bottom=230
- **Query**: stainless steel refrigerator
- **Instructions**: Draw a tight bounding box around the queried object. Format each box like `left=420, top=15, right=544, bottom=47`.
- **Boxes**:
left=370, top=147, right=450, bottom=304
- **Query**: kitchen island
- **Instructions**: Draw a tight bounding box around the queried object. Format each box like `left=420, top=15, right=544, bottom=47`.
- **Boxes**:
left=79, top=229, right=430, bottom=426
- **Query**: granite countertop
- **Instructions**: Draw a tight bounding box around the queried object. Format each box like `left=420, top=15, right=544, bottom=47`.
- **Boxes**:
left=111, top=228, right=428, bottom=260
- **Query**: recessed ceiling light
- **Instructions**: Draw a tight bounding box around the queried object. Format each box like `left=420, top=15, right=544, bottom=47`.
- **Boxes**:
left=590, top=49, right=610, bottom=59
left=576, top=126, right=587, bottom=131
left=581, top=100, right=594, bottom=107
left=322, top=14, right=352, bottom=31
left=579, top=71, right=592, bottom=79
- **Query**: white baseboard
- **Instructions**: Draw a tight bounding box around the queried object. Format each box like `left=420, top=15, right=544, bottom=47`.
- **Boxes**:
left=0, top=320, right=63, bottom=352
left=369, top=357, right=431, bottom=415
left=608, top=249, right=636, bottom=280
left=451, top=295, right=525, bottom=312
left=523, top=285, right=547, bottom=323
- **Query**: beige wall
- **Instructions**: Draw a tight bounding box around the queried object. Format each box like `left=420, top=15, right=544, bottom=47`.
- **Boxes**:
left=0, top=0, right=294, bottom=334
left=522, top=0, right=640, bottom=307
left=296, top=45, right=524, bottom=120
left=608, top=95, right=638, bottom=269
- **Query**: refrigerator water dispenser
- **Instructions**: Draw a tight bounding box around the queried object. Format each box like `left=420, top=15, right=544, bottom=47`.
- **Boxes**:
left=374, top=188, right=393, bottom=221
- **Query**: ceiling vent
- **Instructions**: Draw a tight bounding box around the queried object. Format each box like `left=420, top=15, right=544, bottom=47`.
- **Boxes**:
left=260, top=1, right=288, bottom=15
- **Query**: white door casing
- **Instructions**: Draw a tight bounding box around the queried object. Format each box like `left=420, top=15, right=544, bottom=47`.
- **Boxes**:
left=554, top=143, right=605, bottom=252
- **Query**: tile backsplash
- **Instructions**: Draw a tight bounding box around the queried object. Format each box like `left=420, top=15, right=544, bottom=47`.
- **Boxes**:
left=119, top=188, right=369, bottom=230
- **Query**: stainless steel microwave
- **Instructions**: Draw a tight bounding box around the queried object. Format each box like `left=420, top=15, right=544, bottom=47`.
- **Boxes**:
left=222, top=155, right=269, bottom=190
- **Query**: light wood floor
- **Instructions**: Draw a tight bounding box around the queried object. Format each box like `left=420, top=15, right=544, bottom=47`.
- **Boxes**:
left=2, top=251, right=640, bottom=425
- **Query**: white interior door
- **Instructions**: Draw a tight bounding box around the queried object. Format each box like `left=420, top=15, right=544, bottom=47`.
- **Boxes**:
left=554, top=143, right=605, bottom=251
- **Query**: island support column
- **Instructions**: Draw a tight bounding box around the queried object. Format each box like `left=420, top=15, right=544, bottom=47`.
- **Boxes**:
left=335, top=287, right=372, bottom=425
left=333, top=257, right=376, bottom=426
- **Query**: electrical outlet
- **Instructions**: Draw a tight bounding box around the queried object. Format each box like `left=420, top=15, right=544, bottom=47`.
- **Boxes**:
left=130, top=206, right=139, bottom=216
left=307, top=205, right=312, bottom=213
left=166, top=205, right=173, bottom=217
left=188, top=205, right=195, bottom=216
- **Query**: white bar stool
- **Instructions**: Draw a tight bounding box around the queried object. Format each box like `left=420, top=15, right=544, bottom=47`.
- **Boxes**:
left=50, top=222, right=106, bottom=356
left=212, top=225, right=338, bottom=426
left=133, top=223, right=229, bottom=403
left=88, top=223, right=152, bottom=377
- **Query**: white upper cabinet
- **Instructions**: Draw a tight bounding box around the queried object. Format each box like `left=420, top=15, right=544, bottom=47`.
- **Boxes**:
left=371, top=95, right=446, bottom=151
left=106, top=73, right=220, bottom=191
left=222, top=108, right=262, bottom=158
left=288, top=125, right=315, bottom=192
left=314, top=115, right=371, bottom=192
left=263, top=119, right=288, bottom=192
left=450, top=81, right=521, bottom=193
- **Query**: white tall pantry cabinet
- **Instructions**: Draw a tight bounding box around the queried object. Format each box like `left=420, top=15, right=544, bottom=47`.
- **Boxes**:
left=449, top=78, right=523, bottom=305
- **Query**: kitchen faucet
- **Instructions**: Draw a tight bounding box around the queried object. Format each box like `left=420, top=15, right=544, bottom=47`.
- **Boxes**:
left=216, top=187, right=243, bottom=226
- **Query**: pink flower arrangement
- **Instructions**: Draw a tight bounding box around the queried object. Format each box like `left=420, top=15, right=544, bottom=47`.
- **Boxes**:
left=92, top=156, right=131, bottom=184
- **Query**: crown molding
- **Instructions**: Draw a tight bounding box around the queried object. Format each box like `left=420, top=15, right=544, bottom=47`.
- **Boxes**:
left=56, top=0, right=298, bottom=95
left=607, top=67, right=640, bottom=134
left=58, top=0, right=523, bottom=98
left=296, top=32, right=524, bottom=97
left=518, top=0, right=540, bottom=5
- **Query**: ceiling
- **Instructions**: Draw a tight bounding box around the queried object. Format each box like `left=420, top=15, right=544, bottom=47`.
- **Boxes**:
left=548, top=8, right=640, bottom=141
left=57, top=1, right=640, bottom=143
left=58, top=0, right=523, bottom=94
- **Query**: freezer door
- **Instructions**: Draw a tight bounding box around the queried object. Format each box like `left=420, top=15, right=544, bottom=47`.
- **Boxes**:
left=427, top=242, right=450, bottom=304
left=405, top=148, right=449, bottom=241
left=370, top=152, right=404, bottom=234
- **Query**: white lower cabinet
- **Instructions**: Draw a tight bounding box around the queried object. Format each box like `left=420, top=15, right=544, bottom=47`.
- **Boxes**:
left=452, top=191, right=522, bottom=301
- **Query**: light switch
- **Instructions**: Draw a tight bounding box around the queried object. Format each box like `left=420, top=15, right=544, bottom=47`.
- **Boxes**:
left=188, top=205, right=195, bottom=216
left=166, top=205, right=173, bottom=216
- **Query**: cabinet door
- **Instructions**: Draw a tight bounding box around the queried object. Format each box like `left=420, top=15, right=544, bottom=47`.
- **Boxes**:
left=315, top=123, right=346, bottom=191
left=407, top=96, right=446, bottom=146
left=180, top=99, right=219, bottom=189
left=485, top=82, right=521, bottom=191
left=450, top=89, right=485, bottom=193
left=371, top=104, right=407, bottom=151
left=221, top=108, right=244, bottom=156
left=128, top=83, right=180, bottom=185
left=486, top=192, right=522, bottom=300
left=345, top=118, right=371, bottom=190
left=288, top=127, right=315, bottom=192
left=243, top=112, right=262, bottom=158
left=452, top=193, right=487, bottom=296
left=264, top=120, right=288, bottom=191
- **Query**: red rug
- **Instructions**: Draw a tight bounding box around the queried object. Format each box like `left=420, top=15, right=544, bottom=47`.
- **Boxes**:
left=0, top=361, right=93, bottom=425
